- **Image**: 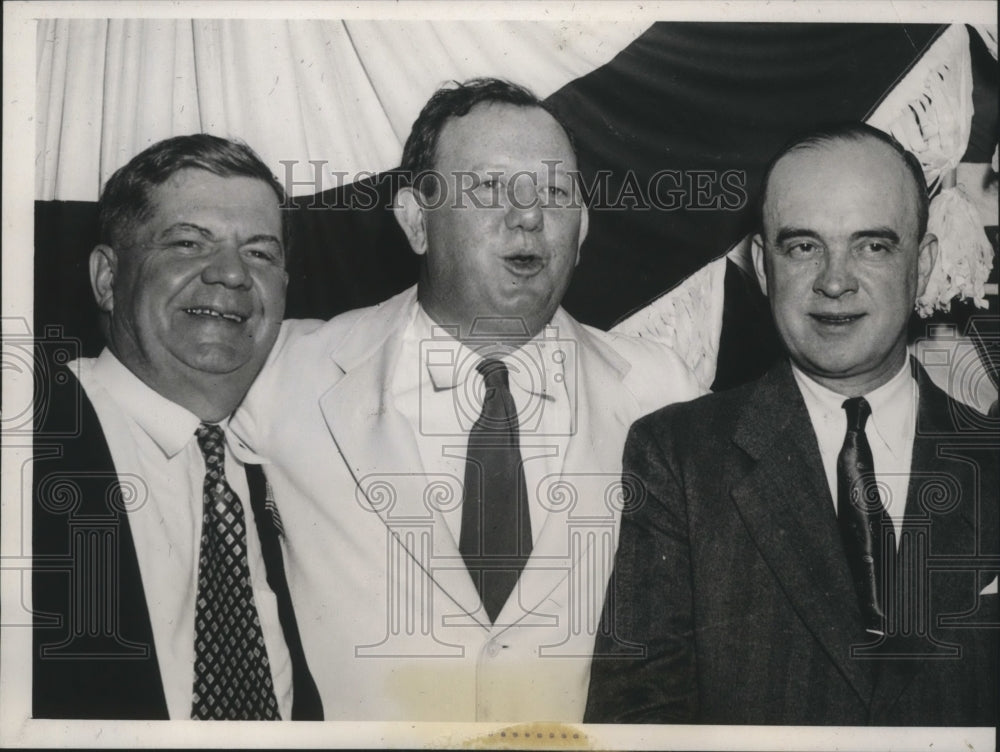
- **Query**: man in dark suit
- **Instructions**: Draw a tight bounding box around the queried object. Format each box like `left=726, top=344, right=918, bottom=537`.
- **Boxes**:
left=32, top=135, right=321, bottom=720
left=585, top=123, right=998, bottom=725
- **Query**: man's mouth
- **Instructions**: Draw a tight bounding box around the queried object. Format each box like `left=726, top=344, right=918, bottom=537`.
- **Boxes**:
left=809, top=312, right=866, bottom=326
left=184, top=306, right=248, bottom=323
left=502, top=253, right=546, bottom=276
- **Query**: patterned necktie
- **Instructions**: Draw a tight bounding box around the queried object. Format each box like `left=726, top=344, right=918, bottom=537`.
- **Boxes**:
left=459, top=359, right=532, bottom=623
left=192, top=423, right=280, bottom=720
left=837, top=397, right=893, bottom=636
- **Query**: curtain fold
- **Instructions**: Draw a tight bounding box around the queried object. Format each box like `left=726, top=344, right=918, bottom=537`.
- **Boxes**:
left=32, top=18, right=995, bottom=397
left=35, top=19, right=650, bottom=201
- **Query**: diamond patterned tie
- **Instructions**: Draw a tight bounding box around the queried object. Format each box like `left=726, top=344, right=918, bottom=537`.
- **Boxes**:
left=837, top=397, right=893, bottom=636
left=191, top=423, right=280, bottom=720
left=459, top=359, right=532, bottom=623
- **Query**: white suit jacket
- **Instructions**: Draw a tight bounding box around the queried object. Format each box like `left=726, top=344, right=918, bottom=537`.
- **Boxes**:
left=232, top=285, right=703, bottom=721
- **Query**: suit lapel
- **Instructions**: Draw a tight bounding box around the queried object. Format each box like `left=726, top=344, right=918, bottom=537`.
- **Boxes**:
left=33, top=368, right=168, bottom=719
left=868, top=360, right=981, bottom=717
left=318, top=289, right=488, bottom=629
left=729, top=362, right=875, bottom=704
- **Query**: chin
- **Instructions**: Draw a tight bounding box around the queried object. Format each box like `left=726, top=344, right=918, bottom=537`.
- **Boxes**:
left=183, top=344, right=255, bottom=375
left=505, top=290, right=557, bottom=318
left=189, top=359, right=251, bottom=376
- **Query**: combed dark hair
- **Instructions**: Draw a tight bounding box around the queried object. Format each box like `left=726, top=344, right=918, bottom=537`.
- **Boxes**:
left=98, top=134, right=290, bottom=253
left=758, top=122, right=929, bottom=238
left=399, top=77, right=577, bottom=197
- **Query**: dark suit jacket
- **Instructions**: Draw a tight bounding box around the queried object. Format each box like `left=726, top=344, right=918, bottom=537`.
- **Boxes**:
left=32, top=367, right=322, bottom=720
left=586, top=359, right=998, bottom=725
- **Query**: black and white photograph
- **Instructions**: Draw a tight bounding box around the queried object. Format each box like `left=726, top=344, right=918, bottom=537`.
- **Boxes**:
left=2, top=1, right=997, bottom=749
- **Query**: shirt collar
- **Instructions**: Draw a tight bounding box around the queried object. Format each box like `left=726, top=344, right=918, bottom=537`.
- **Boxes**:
left=414, top=303, right=567, bottom=401
left=860, top=360, right=918, bottom=455
left=91, top=348, right=209, bottom=459
left=791, top=359, right=916, bottom=454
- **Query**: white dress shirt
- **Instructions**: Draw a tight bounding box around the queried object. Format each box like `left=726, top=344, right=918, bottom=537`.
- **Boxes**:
left=74, top=350, right=293, bottom=719
left=392, top=303, right=573, bottom=546
left=792, top=360, right=917, bottom=543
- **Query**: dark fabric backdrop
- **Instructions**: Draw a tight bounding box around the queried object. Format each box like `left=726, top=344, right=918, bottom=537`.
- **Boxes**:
left=34, top=22, right=997, bottom=390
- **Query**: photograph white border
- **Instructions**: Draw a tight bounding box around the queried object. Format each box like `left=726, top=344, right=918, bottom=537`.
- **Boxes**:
left=3, top=2, right=996, bottom=749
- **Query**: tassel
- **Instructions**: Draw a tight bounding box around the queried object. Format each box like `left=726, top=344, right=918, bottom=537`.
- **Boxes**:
left=915, top=185, right=994, bottom=317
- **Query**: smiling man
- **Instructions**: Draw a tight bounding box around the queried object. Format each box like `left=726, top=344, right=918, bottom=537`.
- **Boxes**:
left=32, top=135, right=321, bottom=720
left=232, top=78, right=703, bottom=721
left=585, top=123, right=999, bottom=725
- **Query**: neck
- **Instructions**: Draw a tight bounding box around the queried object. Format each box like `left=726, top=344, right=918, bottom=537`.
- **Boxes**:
left=795, top=349, right=909, bottom=398
left=110, top=351, right=247, bottom=423
left=168, top=385, right=242, bottom=424
left=416, top=296, right=546, bottom=353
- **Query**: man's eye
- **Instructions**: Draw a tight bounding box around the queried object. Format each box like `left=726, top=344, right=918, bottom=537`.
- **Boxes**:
left=786, top=242, right=818, bottom=258
left=858, top=241, right=890, bottom=255
left=246, top=248, right=279, bottom=263
left=171, top=239, right=201, bottom=250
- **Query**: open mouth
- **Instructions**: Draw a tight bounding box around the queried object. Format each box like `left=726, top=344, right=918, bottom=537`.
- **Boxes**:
left=184, top=306, right=248, bottom=323
left=502, top=254, right=546, bottom=276
left=809, top=313, right=865, bottom=326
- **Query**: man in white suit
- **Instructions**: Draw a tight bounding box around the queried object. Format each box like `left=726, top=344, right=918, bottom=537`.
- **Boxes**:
left=232, top=78, right=703, bottom=721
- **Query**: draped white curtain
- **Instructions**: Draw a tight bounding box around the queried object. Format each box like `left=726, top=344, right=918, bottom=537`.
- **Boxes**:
left=35, top=18, right=650, bottom=201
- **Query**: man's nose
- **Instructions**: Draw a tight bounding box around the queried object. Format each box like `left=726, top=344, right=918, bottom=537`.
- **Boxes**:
left=813, top=248, right=858, bottom=298
left=505, top=179, right=543, bottom=232
left=201, top=244, right=253, bottom=288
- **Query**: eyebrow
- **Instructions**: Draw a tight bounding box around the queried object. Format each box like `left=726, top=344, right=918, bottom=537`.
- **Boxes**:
left=465, top=161, right=574, bottom=175
left=773, top=227, right=902, bottom=244
left=158, top=222, right=282, bottom=247
left=243, top=233, right=283, bottom=247
left=850, top=228, right=901, bottom=244
left=774, top=228, right=820, bottom=244
left=157, top=222, right=212, bottom=239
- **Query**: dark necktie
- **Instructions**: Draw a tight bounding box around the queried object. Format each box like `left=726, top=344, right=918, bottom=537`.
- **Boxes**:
left=459, top=359, right=532, bottom=623
left=192, top=423, right=280, bottom=720
left=837, top=397, right=893, bottom=635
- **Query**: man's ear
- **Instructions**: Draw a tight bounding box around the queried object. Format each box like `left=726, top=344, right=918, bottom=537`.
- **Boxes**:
left=90, top=245, right=117, bottom=312
left=394, top=187, right=428, bottom=256
left=575, top=203, right=589, bottom=266
left=750, top=233, right=768, bottom=296
left=916, top=232, right=939, bottom=297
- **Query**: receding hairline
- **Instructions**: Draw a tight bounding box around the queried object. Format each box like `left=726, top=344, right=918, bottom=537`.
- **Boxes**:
left=762, top=134, right=926, bottom=231
left=429, top=100, right=577, bottom=170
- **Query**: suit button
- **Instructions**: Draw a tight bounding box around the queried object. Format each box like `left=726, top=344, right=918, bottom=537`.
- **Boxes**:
left=487, top=641, right=501, bottom=658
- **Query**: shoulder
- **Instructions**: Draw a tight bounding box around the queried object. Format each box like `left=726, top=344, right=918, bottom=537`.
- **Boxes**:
left=243, top=312, right=360, bottom=409
left=269, top=313, right=355, bottom=360
left=34, top=362, right=118, bottom=499
left=912, top=365, right=999, bottom=547
left=36, top=359, right=99, bottom=437
left=575, top=320, right=675, bottom=364
left=572, top=319, right=708, bottom=408
left=631, top=375, right=759, bottom=450
left=914, top=364, right=992, bottom=431
left=269, top=286, right=416, bottom=364
left=236, top=292, right=414, bottom=435
left=913, top=361, right=1000, bottom=463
